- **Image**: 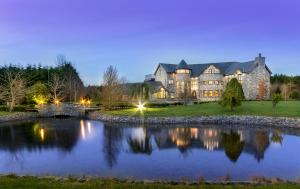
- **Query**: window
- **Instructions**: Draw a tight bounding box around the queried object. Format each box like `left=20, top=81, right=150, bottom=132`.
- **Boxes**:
left=168, top=79, right=174, bottom=84
left=203, top=90, right=208, bottom=97
left=155, top=88, right=166, bottom=99
left=176, top=81, right=185, bottom=94
left=176, top=69, right=190, bottom=74
left=214, top=81, right=219, bottom=85
left=191, top=80, right=198, bottom=91
left=203, top=81, right=207, bottom=85
left=170, top=93, right=175, bottom=99
left=209, top=90, right=213, bottom=97
left=237, top=74, right=242, bottom=82
left=208, top=81, right=213, bottom=85
left=214, top=90, right=219, bottom=97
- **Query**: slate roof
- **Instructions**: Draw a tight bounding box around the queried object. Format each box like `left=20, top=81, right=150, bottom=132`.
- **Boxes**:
left=176, top=60, right=190, bottom=70
left=121, top=81, right=165, bottom=95
left=156, top=59, right=271, bottom=77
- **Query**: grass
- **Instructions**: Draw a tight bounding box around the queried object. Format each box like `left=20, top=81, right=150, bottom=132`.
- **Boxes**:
left=0, top=176, right=299, bottom=189
left=105, top=101, right=300, bottom=118
left=0, top=111, right=13, bottom=116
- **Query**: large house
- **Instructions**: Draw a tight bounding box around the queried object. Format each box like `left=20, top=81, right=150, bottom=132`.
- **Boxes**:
left=147, top=54, right=271, bottom=101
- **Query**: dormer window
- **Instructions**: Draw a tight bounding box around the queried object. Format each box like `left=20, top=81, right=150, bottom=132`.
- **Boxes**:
left=204, top=65, right=220, bottom=74
left=176, top=69, right=190, bottom=74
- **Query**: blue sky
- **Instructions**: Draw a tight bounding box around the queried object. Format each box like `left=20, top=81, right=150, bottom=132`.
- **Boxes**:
left=0, top=0, right=299, bottom=85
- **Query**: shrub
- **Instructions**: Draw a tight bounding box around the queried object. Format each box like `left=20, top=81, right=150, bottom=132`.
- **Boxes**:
left=289, top=91, right=299, bottom=100
left=272, top=93, right=282, bottom=108
left=0, top=105, right=28, bottom=112
left=26, top=82, right=50, bottom=105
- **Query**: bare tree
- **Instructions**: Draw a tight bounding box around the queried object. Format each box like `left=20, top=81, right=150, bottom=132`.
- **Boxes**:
left=101, top=66, right=123, bottom=109
left=0, top=69, right=26, bottom=112
left=48, top=73, right=65, bottom=101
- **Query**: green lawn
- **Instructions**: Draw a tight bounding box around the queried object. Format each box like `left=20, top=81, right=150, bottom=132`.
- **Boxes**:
left=0, top=176, right=298, bottom=189
left=0, top=111, right=12, bottom=116
left=105, top=101, right=300, bottom=118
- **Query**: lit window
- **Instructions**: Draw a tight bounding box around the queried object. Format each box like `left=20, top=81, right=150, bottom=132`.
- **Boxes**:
left=208, top=81, right=213, bottom=85
left=209, top=90, right=213, bottom=97
left=203, top=81, right=207, bottom=85
left=203, top=90, right=208, bottom=97
left=214, top=81, right=219, bottom=85
left=169, top=79, right=174, bottom=84
left=176, top=69, right=190, bottom=74
left=191, top=80, right=198, bottom=91
left=214, top=90, right=219, bottom=97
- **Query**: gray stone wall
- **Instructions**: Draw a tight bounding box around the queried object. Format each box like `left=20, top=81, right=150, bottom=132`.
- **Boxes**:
left=243, top=63, right=271, bottom=100
left=38, top=103, right=85, bottom=117
left=0, top=112, right=38, bottom=123
left=154, top=65, right=168, bottom=87
left=198, top=73, right=224, bottom=101
left=175, top=72, right=191, bottom=97
left=88, top=112, right=300, bottom=128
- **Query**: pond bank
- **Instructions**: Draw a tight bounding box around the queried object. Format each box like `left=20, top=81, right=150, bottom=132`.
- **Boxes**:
left=0, top=175, right=299, bottom=189
left=0, top=112, right=39, bottom=123
left=88, top=112, right=300, bottom=128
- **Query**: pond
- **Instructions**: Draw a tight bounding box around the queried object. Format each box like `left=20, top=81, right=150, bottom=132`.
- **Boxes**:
left=0, top=118, right=299, bottom=181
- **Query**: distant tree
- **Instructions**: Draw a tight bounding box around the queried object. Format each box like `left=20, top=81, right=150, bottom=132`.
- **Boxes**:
left=58, top=56, right=84, bottom=102
left=101, top=66, right=123, bottom=109
left=275, top=86, right=281, bottom=94
left=26, top=82, right=50, bottom=105
left=272, top=93, right=282, bottom=108
left=0, top=69, right=26, bottom=112
left=257, top=79, right=268, bottom=100
left=219, top=78, right=245, bottom=111
left=289, top=90, right=299, bottom=100
left=48, top=73, right=65, bottom=101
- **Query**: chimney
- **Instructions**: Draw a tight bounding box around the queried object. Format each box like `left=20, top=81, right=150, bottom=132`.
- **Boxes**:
left=255, top=53, right=265, bottom=67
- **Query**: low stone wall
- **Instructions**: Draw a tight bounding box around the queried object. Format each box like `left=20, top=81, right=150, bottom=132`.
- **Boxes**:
left=0, top=112, right=39, bottom=123
left=38, top=103, right=85, bottom=117
left=88, top=111, right=300, bottom=128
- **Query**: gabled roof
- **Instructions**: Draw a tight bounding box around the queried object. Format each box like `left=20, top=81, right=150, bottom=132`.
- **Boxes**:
left=176, top=60, right=190, bottom=70
left=155, top=60, right=271, bottom=77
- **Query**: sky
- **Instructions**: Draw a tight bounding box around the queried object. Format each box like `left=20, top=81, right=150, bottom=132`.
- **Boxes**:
left=0, top=0, right=300, bottom=85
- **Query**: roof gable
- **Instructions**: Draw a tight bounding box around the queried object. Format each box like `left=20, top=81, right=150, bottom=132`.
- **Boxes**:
left=154, top=60, right=267, bottom=77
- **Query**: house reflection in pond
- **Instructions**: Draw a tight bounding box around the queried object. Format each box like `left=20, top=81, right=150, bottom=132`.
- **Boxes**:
left=153, top=127, right=272, bottom=162
left=202, top=129, right=220, bottom=151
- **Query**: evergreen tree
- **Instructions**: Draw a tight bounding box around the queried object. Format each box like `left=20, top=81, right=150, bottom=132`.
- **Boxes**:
left=219, top=78, right=245, bottom=111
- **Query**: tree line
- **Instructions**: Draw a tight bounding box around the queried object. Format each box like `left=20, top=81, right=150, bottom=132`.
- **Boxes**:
left=0, top=55, right=84, bottom=111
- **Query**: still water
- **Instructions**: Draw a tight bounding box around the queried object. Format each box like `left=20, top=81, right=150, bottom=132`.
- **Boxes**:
left=0, top=118, right=299, bottom=181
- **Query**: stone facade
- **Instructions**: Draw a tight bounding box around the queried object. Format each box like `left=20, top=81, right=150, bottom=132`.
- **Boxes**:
left=152, top=54, right=271, bottom=101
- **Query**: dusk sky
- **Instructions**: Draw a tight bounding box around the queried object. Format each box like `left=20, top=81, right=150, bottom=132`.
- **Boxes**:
left=0, top=0, right=299, bottom=85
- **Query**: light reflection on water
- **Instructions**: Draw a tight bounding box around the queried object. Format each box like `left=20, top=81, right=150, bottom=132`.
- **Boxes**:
left=0, top=118, right=299, bottom=181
